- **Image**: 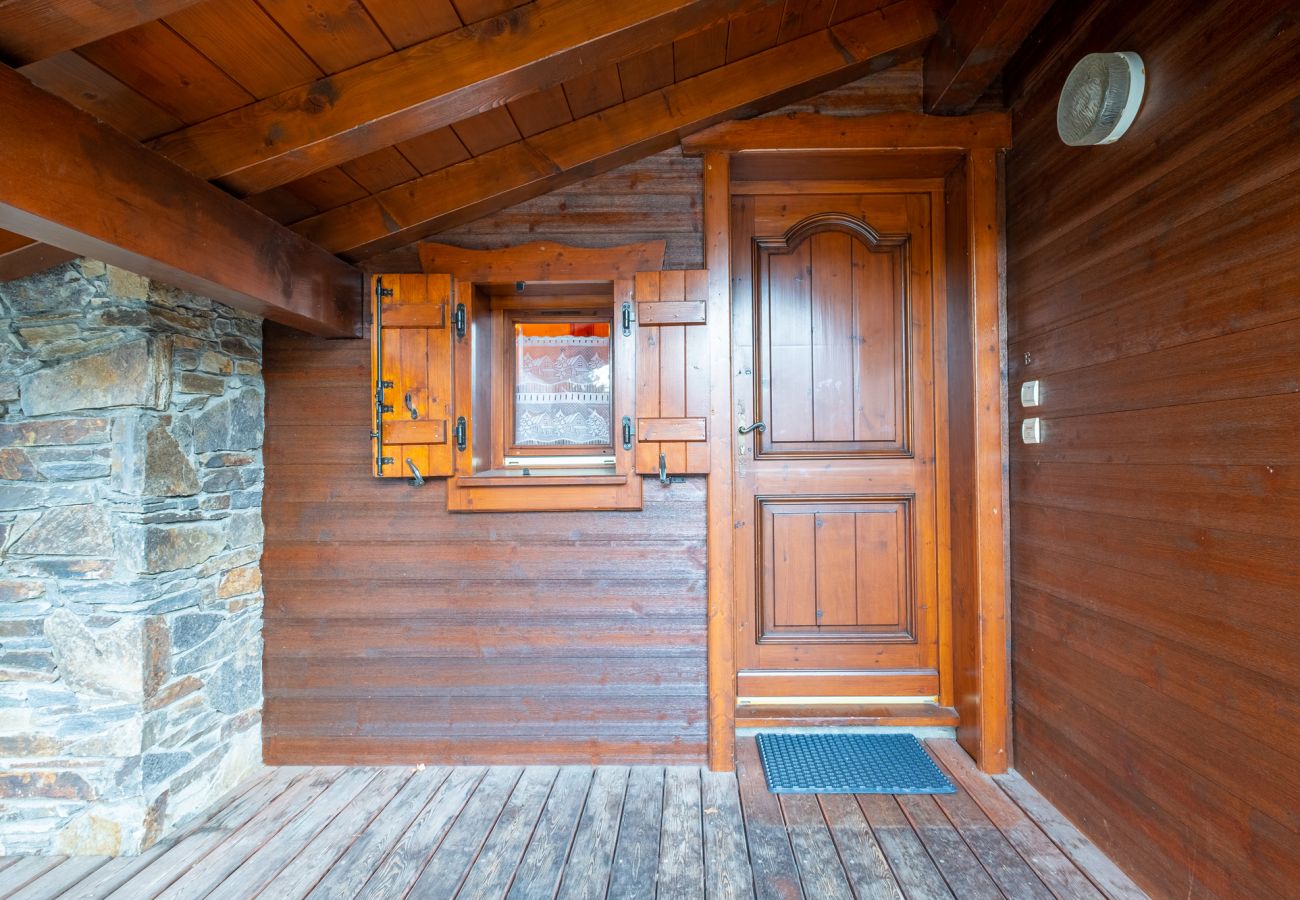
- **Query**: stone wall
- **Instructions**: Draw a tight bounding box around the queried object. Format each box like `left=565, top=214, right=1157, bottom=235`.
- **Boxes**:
left=0, top=260, right=264, bottom=855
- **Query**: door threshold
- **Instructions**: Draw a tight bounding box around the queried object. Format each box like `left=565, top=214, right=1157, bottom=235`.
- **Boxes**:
left=735, top=702, right=959, bottom=729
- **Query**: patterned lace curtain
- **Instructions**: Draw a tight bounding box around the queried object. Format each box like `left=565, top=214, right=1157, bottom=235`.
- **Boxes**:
left=514, top=334, right=611, bottom=446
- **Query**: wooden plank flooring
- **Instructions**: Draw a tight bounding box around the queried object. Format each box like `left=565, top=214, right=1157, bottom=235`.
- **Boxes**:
left=0, top=739, right=1144, bottom=899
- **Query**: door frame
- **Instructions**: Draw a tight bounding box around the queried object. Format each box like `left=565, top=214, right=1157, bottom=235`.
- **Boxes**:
left=685, top=112, right=1013, bottom=773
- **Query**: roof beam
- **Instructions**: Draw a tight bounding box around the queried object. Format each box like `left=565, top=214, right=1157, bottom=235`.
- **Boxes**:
left=681, top=110, right=1012, bottom=152
left=0, top=0, right=203, bottom=67
left=148, top=0, right=777, bottom=196
left=0, top=64, right=362, bottom=337
left=923, top=0, right=1054, bottom=114
left=293, top=0, right=940, bottom=260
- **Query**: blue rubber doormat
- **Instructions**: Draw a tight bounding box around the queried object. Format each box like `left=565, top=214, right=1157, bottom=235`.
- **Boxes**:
left=755, top=732, right=956, bottom=794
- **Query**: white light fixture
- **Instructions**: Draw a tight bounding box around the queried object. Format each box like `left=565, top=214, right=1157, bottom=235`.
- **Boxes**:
left=1057, top=52, right=1146, bottom=146
left=1020, top=380, right=1041, bottom=407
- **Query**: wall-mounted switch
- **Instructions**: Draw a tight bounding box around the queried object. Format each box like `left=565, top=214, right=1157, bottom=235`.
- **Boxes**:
left=1020, top=380, right=1041, bottom=407
left=1022, top=417, right=1043, bottom=444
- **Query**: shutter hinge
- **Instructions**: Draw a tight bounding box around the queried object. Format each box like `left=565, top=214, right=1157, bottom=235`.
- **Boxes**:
left=621, top=415, right=634, bottom=450
left=454, top=302, right=467, bottom=340
left=454, top=416, right=468, bottom=451
left=621, top=301, right=633, bottom=336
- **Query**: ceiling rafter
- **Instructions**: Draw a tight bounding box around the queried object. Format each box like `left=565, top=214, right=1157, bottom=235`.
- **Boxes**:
left=0, top=0, right=204, bottom=67
left=147, top=0, right=780, bottom=196
left=291, top=0, right=941, bottom=260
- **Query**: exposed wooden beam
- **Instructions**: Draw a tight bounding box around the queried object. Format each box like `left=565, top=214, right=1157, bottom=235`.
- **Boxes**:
left=147, top=0, right=777, bottom=196
left=293, top=0, right=940, bottom=260
left=0, top=64, right=362, bottom=337
left=923, top=0, right=1054, bottom=114
left=0, top=0, right=203, bottom=67
left=681, top=110, right=1012, bottom=152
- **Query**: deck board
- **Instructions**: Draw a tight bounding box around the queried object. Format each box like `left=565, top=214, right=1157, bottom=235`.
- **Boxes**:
left=507, top=767, right=593, bottom=900
left=606, top=765, right=664, bottom=900
left=0, top=739, right=1144, bottom=899
left=555, top=765, right=628, bottom=900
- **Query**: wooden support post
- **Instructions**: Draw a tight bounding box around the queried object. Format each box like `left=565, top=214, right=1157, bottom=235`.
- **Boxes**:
left=963, top=147, right=1011, bottom=772
left=703, top=151, right=737, bottom=771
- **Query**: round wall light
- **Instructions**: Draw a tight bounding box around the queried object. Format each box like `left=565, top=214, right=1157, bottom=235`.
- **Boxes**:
left=1056, top=51, right=1146, bottom=146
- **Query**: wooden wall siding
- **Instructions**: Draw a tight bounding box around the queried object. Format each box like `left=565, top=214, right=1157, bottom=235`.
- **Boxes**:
left=261, top=324, right=707, bottom=764
left=376, top=150, right=708, bottom=271
left=1004, top=0, right=1300, bottom=896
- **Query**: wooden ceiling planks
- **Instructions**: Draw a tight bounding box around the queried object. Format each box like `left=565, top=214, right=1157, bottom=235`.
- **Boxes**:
left=145, top=0, right=775, bottom=196
left=256, top=0, right=395, bottom=73
left=291, top=0, right=940, bottom=259
left=76, top=20, right=254, bottom=123
left=923, top=0, right=1055, bottom=114
left=363, top=0, right=462, bottom=48
left=164, top=0, right=324, bottom=99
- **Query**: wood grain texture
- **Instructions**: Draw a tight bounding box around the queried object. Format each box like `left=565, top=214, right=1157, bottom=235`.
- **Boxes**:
left=0, top=0, right=203, bottom=66
left=147, top=0, right=770, bottom=195
left=0, top=742, right=1135, bottom=899
left=263, top=323, right=707, bottom=764
left=922, top=0, right=1053, bottom=114
left=702, top=151, right=736, bottom=770
left=1004, top=0, right=1300, bottom=896
left=0, top=62, right=361, bottom=336
left=364, top=66, right=929, bottom=277
left=291, top=0, right=939, bottom=258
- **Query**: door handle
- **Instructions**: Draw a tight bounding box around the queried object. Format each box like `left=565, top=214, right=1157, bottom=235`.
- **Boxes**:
left=738, top=421, right=766, bottom=435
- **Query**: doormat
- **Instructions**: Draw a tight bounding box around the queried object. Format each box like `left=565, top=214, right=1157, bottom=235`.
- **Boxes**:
left=755, top=732, right=956, bottom=794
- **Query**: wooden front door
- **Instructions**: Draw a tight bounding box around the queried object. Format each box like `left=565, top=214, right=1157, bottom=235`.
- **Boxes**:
left=730, top=190, right=946, bottom=703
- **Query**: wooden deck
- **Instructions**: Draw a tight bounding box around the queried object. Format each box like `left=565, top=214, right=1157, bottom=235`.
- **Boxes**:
left=0, top=739, right=1144, bottom=899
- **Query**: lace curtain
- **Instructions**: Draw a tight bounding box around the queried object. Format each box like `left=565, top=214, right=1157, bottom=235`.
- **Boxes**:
left=514, top=335, right=612, bottom=446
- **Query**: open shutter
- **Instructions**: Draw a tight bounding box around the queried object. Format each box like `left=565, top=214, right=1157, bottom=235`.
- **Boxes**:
left=370, top=274, right=454, bottom=479
left=634, top=269, right=710, bottom=477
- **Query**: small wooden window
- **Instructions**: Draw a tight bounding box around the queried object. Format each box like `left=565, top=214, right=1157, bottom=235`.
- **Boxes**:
left=503, top=312, right=615, bottom=464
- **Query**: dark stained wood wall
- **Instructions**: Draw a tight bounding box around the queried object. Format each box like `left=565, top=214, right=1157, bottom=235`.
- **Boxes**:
left=1004, top=0, right=1300, bottom=895
left=261, top=325, right=707, bottom=764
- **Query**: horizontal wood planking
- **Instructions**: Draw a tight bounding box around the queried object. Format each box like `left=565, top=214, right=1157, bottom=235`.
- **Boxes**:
left=1004, top=0, right=1300, bottom=895
left=637, top=417, right=707, bottom=442
left=638, top=301, right=707, bottom=325
left=263, top=324, right=707, bottom=764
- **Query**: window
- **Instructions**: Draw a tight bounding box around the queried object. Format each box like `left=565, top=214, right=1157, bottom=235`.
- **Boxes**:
left=505, top=314, right=614, bottom=466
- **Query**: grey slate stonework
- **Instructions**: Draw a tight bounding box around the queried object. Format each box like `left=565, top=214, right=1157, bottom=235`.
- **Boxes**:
left=0, top=260, right=264, bottom=856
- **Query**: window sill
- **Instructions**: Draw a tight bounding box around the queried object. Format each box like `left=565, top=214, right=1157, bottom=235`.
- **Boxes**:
left=456, top=469, right=628, bottom=488
left=447, top=468, right=642, bottom=512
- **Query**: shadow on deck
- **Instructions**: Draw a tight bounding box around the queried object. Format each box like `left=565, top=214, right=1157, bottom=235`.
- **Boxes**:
left=0, top=738, right=1146, bottom=899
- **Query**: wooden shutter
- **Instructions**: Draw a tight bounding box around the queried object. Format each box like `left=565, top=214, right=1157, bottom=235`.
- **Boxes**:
left=634, top=269, right=710, bottom=476
left=370, top=274, right=454, bottom=479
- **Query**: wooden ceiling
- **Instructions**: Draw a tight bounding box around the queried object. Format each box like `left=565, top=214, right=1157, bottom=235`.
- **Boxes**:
left=0, top=0, right=1052, bottom=334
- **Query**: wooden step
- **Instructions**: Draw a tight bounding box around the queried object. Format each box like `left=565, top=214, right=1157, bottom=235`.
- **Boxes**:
left=735, top=703, right=960, bottom=729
